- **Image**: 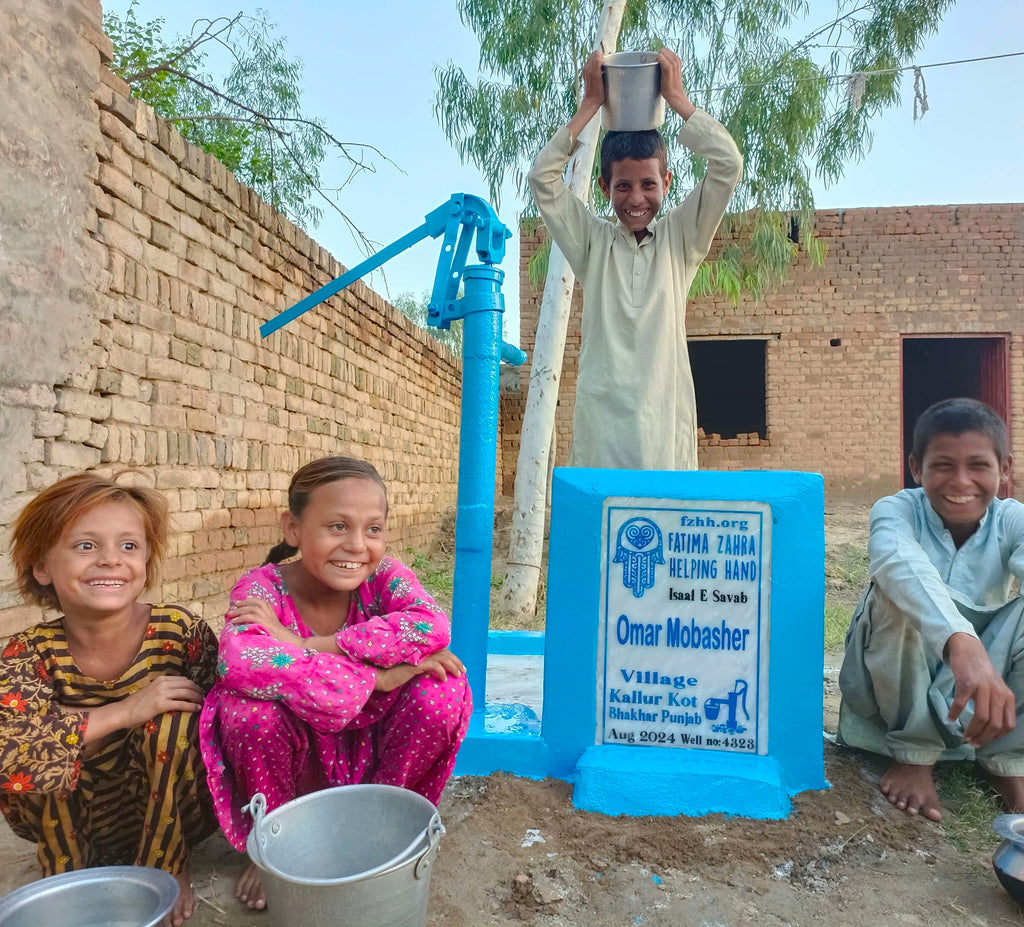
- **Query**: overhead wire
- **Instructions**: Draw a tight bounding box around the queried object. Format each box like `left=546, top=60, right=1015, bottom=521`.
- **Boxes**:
left=702, top=49, right=1024, bottom=95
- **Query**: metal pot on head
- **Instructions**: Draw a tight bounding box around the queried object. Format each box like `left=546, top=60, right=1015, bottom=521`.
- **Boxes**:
left=602, top=52, right=665, bottom=132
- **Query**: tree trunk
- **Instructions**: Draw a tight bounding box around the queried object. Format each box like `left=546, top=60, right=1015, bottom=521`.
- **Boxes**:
left=497, top=0, right=628, bottom=621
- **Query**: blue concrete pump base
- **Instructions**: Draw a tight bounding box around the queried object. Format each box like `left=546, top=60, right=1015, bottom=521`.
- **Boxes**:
left=574, top=745, right=791, bottom=818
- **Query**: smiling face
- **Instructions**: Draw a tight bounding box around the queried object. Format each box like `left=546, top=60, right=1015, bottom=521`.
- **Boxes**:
left=598, top=157, right=672, bottom=237
left=32, top=501, right=149, bottom=620
left=909, top=430, right=1012, bottom=545
left=283, top=477, right=388, bottom=594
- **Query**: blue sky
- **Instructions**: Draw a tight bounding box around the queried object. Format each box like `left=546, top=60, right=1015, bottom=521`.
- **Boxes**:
left=105, top=0, right=1024, bottom=345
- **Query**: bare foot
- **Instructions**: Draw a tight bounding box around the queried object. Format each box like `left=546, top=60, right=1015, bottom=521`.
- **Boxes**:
left=880, top=761, right=943, bottom=821
left=235, top=861, right=266, bottom=910
left=164, top=868, right=195, bottom=926
left=987, top=772, right=1024, bottom=813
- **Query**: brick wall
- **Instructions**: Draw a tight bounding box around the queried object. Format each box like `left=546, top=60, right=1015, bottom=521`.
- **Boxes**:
left=0, top=0, right=463, bottom=635
left=508, top=204, right=1024, bottom=499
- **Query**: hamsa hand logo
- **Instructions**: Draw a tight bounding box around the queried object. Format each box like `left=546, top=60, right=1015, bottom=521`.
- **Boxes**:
left=613, top=517, right=664, bottom=598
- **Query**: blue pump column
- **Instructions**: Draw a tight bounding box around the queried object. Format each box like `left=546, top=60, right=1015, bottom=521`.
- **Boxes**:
left=449, top=265, right=504, bottom=734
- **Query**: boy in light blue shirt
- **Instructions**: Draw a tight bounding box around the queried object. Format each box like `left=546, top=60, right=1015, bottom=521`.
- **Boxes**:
left=840, top=398, right=1024, bottom=820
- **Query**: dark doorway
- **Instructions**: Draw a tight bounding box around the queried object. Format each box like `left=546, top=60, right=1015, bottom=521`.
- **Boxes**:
left=901, top=335, right=1010, bottom=489
left=689, top=339, right=767, bottom=440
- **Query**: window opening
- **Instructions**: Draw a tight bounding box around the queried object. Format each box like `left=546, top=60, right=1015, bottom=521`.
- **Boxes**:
left=688, top=339, right=767, bottom=441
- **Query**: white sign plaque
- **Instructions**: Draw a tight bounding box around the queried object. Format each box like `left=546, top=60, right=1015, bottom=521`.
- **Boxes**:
left=598, top=498, right=771, bottom=754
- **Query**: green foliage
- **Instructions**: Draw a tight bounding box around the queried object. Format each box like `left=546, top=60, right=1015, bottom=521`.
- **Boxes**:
left=527, top=238, right=550, bottom=289
left=937, top=764, right=1002, bottom=853
left=827, top=542, right=870, bottom=590
left=435, top=0, right=954, bottom=300
left=105, top=2, right=387, bottom=239
left=103, top=3, right=195, bottom=115
left=823, top=541, right=868, bottom=650
left=823, top=604, right=850, bottom=651
left=407, top=551, right=456, bottom=610
left=392, top=291, right=465, bottom=355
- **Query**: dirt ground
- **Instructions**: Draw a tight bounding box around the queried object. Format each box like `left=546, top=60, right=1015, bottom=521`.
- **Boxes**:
left=1, top=500, right=1022, bottom=926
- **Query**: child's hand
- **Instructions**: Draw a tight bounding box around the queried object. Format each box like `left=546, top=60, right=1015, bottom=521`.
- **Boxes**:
left=371, top=649, right=465, bottom=693
left=123, top=675, right=205, bottom=726
left=581, top=50, right=605, bottom=110
left=418, top=648, right=466, bottom=682
left=567, top=50, right=605, bottom=141
left=657, top=47, right=695, bottom=120
left=946, top=632, right=1016, bottom=745
left=227, top=598, right=302, bottom=647
left=82, top=675, right=206, bottom=756
left=373, top=663, right=421, bottom=693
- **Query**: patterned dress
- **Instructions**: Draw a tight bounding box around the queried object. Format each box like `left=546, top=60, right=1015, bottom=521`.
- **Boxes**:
left=0, top=606, right=218, bottom=876
left=199, top=558, right=472, bottom=851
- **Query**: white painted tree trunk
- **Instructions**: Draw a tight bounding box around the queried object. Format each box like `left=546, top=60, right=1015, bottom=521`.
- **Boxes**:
left=498, top=0, right=628, bottom=621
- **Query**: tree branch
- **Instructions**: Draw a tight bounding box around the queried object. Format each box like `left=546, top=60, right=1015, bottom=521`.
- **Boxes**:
left=270, top=116, right=385, bottom=264
left=149, top=67, right=381, bottom=253
left=157, top=67, right=401, bottom=173
left=121, top=14, right=242, bottom=83
left=790, top=5, right=872, bottom=55
left=164, top=111, right=399, bottom=169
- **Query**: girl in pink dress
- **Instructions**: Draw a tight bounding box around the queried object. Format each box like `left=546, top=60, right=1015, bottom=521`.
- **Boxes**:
left=199, top=457, right=471, bottom=910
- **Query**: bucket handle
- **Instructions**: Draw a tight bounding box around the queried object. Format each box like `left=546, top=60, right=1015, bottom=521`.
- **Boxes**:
left=243, top=793, right=270, bottom=871
left=357, top=810, right=444, bottom=882
left=353, top=810, right=444, bottom=882
left=414, top=814, right=444, bottom=881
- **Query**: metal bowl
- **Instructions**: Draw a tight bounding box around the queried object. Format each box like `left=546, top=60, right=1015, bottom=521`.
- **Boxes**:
left=993, top=814, right=1024, bottom=907
left=0, top=866, right=179, bottom=927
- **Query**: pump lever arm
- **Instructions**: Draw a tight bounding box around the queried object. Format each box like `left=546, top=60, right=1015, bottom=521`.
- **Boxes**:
left=259, top=193, right=525, bottom=364
left=259, top=197, right=461, bottom=338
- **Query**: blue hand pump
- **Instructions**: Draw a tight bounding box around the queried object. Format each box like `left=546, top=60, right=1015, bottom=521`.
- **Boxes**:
left=261, top=194, right=527, bottom=732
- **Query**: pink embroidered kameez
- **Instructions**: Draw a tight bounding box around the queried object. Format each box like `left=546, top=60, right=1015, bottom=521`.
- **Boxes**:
left=199, top=558, right=471, bottom=851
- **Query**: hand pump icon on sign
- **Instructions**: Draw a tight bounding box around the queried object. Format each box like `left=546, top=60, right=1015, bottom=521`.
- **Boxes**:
left=704, top=679, right=749, bottom=734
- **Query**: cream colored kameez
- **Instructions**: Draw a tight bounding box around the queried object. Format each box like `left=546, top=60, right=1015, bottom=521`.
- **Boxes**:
left=528, top=111, right=743, bottom=469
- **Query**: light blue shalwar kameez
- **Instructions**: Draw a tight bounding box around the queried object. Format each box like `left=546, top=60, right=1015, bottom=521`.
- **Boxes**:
left=839, top=488, right=1024, bottom=775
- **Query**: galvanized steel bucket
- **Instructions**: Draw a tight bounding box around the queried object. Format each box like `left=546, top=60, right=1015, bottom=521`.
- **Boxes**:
left=245, top=785, right=443, bottom=927
left=0, top=866, right=179, bottom=927
left=602, top=51, right=666, bottom=131
left=994, top=814, right=1024, bottom=907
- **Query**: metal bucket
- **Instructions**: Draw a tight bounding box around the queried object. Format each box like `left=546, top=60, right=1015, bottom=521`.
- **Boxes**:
left=993, top=814, right=1024, bottom=907
left=246, top=785, right=444, bottom=927
left=0, top=866, right=178, bottom=927
left=602, top=51, right=665, bottom=131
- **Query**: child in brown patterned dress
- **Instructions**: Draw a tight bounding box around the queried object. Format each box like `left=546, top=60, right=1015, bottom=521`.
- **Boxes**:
left=2, top=473, right=218, bottom=926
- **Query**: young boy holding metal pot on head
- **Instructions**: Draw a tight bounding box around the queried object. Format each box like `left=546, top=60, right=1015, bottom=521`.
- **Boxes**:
left=528, top=47, right=743, bottom=470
